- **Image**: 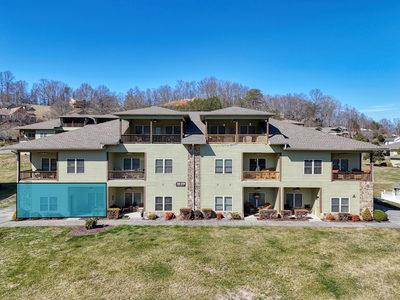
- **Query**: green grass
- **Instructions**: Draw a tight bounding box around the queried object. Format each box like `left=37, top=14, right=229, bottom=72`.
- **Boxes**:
left=1, top=226, right=400, bottom=299
left=373, top=166, right=400, bottom=198
left=0, top=153, right=29, bottom=208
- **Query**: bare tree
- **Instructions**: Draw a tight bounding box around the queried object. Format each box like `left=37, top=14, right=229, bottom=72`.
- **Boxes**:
left=124, top=87, right=146, bottom=109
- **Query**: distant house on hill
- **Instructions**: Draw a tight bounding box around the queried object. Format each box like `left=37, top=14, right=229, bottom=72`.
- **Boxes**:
left=0, top=105, right=36, bottom=123
left=384, top=136, right=400, bottom=145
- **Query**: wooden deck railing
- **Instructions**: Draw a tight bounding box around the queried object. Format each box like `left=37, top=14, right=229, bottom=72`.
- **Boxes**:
left=62, top=122, right=85, bottom=127
left=121, top=134, right=181, bottom=143
left=332, top=171, right=372, bottom=181
left=207, top=134, right=267, bottom=143
left=242, top=170, right=280, bottom=180
left=108, top=170, right=145, bottom=180
left=20, top=170, right=58, bottom=180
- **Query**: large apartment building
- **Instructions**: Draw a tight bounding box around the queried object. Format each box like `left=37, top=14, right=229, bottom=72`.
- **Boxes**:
left=3, top=106, right=380, bottom=218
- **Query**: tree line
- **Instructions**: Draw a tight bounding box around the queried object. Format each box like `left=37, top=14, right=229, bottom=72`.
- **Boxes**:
left=1, top=70, right=399, bottom=138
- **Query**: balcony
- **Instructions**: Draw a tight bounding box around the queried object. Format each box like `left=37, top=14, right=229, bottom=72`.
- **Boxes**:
left=243, top=170, right=280, bottom=180
left=121, top=134, right=181, bottom=144
left=332, top=171, right=372, bottom=181
left=108, top=170, right=145, bottom=180
left=20, top=170, right=57, bottom=181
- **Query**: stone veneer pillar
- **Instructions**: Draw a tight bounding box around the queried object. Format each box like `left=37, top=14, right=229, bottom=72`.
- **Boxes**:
left=359, top=181, right=373, bottom=213
left=187, top=145, right=201, bottom=210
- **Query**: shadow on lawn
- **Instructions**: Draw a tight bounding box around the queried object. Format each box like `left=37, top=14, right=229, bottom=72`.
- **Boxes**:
left=0, top=182, right=16, bottom=201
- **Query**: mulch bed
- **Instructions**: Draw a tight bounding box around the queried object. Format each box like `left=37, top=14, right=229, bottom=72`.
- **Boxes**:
left=70, top=225, right=112, bottom=236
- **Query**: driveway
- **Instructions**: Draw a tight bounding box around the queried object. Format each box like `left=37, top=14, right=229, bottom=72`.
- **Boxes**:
left=374, top=198, right=400, bottom=225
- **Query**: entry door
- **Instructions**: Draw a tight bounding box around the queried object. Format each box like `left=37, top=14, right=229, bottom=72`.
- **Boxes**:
left=248, top=192, right=266, bottom=208
left=285, top=193, right=303, bottom=210
left=124, top=192, right=143, bottom=207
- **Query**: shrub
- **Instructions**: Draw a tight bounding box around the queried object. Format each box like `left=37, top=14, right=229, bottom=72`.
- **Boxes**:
left=361, top=208, right=373, bottom=221
left=259, top=209, right=278, bottom=220
left=164, top=212, right=175, bottom=220
left=147, top=213, right=158, bottom=220
left=373, top=210, right=388, bottom=222
left=325, top=213, right=335, bottom=221
left=351, top=214, right=360, bottom=222
left=216, top=212, right=223, bottom=220
left=280, top=210, right=292, bottom=220
left=193, top=210, right=204, bottom=220
left=85, top=218, right=98, bottom=230
left=107, top=208, right=121, bottom=219
left=202, top=208, right=216, bottom=219
left=294, top=209, right=309, bottom=219
left=228, top=212, right=242, bottom=220
left=337, top=213, right=352, bottom=222
left=180, top=208, right=194, bottom=220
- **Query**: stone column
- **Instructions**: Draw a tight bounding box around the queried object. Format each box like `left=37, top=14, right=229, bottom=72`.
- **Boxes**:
left=187, top=145, right=201, bottom=210
left=359, top=181, right=373, bottom=213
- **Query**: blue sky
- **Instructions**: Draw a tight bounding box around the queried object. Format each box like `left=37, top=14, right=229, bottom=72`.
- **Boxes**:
left=0, top=0, right=399, bottom=120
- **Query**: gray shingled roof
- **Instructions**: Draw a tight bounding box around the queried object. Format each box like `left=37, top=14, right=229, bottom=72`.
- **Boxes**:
left=61, top=113, right=118, bottom=119
left=3, top=120, right=129, bottom=151
left=269, top=119, right=382, bottom=151
left=200, top=106, right=274, bottom=118
left=114, top=106, right=188, bottom=117
left=14, top=119, right=61, bottom=130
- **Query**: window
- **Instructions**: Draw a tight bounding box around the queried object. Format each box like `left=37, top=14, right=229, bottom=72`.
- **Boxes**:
left=155, top=196, right=172, bottom=211
left=166, top=125, right=180, bottom=135
left=249, top=158, right=266, bottom=171
left=155, top=159, right=173, bottom=174
left=332, top=159, right=349, bottom=172
left=37, top=132, right=48, bottom=138
left=123, top=158, right=141, bottom=170
left=135, top=125, right=150, bottom=134
left=215, top=159, right=232, bottom=174
left=39, top=196, right=58, bottom=212
left=209, top=125, right=225, bottom=134
left=331, top=197, right=349, bottom=213
left=215, top=196, right=233, bottom=211
left=224, top=159, right=232, bottom=173
left=41, top=158, right=57, bottom=171
left=304, top=160, right=322, bottom=174
left=285, top=193, right=303, bottom=209
left=67, top=159, right=84, bottom=174
left=240, top=125, right=256, bottom=134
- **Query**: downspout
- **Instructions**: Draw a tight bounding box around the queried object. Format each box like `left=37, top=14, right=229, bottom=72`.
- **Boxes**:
left=192, top=144, right=195, bottom=210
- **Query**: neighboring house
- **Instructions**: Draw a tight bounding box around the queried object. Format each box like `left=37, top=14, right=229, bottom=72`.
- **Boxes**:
left=3, top=106, right=382, bottom=219
left=0, top=105, right=36, bottom=123
left=385, top=136, right=400, bottom=145
left=381, top=183, right=400, bottom=204
left=388, top=142, right=400, bottom=167
left=316, top=126, right=350, bottom=137
left=16, top=114, right=118, bottom=140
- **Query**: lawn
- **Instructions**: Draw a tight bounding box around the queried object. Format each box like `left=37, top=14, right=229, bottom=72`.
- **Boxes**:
left=373, top=166, right=400, bottom=198
left=0, top=152, right=29, bottom=208
left=1, top=226, right=400, bottom=299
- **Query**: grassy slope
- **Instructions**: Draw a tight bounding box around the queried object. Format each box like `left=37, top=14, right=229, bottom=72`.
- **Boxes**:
left=374, top=166, right=400, bottom=197
left=0, top=153, right=17, bottom=208
left=1, top=226, right=400, bottom=299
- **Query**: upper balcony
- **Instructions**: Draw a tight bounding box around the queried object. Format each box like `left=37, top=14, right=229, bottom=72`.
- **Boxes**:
left=205, top=120, right=268, bottom=144
left=331, top=153, right=373, bottom=181
left=242, top=153, right=281, bottom=181
left=108, top=152, right=146, bottom=180
left=18, top=151, right=58, bottom=182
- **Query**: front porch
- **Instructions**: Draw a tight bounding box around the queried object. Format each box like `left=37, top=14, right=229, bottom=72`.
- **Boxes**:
left=243, top=187, right=279, bottom=216
left=283, top=187, right=320, bottom=215
left=108, top=187, right=145, bottom=212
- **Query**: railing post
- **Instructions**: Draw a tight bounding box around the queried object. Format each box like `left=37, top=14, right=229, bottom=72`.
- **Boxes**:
left=180, top=120, right=184, bottom=141
left=235, top=121, right=238, bottom=143
left=205, top=121, right=208, bottom=142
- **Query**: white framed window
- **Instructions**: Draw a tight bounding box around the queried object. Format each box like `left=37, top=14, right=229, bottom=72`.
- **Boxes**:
left=215, top=159, right=232, bottom=174
left=331, top=197, right=349, bottom=213
left=332, top=159, right=349, bottom=172
left=123, top=158, right=141, bottom=170
left=214, top=196, right=233, bottom=211
left=304, top=160, right=322, bottom=174
left=155, top=159, right=173, bottom=174
left=285, top=193, right=303, bottom=209
left=67, top=159, right=84, bottom=174
left=41, top=158, right=57, bottom=171
left=155, top=196, right=172, bottom=211
left=249, top=158, right=266, bottom=171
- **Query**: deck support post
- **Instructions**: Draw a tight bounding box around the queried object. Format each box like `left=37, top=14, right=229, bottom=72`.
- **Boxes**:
left=16, top=151, right=20, bottom=182
left=180, top=120, right=184, bottom=141
left=235, top=121, right=238, bottom=143
left=150, top=120, right=153, bottom=143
